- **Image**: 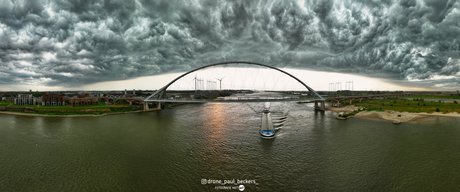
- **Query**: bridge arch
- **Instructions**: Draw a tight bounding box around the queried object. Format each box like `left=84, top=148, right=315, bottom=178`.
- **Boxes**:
left=145, top=61, right=324, bottom=101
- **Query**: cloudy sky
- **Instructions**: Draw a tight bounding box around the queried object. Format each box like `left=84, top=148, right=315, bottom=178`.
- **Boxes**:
left=1, top=0, right=459, bottom=91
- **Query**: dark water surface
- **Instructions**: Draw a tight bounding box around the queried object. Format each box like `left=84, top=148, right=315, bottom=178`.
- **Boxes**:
left=1, top=103, right=460, bottom=191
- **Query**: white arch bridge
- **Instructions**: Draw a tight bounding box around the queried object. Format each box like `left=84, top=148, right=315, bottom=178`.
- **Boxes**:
left=143, top=61, right=326, bottom=111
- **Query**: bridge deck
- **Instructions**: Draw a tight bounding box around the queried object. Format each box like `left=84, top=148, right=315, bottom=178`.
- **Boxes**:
left=144, top=98, right=325, bottom=103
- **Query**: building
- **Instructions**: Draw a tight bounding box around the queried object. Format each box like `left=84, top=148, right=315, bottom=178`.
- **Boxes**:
left=14, top=94, right=37, bottom=105
left=42, top=93, right=65, bottom=106
left=67, top=97, right=98, bottom=106
left=106, top=93, right=124, bottom=98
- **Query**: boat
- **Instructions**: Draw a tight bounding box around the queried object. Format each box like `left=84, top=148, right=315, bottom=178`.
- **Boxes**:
left=260, top=108, right=275, bottom=138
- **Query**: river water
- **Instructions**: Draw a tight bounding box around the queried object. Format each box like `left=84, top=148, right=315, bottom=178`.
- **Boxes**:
left=1, top=102, right=460, bottom=191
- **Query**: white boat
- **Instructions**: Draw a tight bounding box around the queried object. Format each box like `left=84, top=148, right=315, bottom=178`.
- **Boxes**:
left=260, top=109, right=275, bottom=138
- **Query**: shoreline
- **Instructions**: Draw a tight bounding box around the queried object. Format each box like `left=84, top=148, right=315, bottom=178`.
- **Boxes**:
left=325, top=105, right=460, bottom=123
left=3, top=103, right=458, bottom=122
left=0, top=102, right=191, bottom=117
left=0, top=109, right=158, bottom=117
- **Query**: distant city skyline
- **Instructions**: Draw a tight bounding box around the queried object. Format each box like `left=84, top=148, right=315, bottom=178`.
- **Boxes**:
left=1, top=0, right=459, bottom=91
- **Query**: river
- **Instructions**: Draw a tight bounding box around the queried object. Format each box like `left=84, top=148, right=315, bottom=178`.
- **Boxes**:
left=1, top=102, right=460, bottom=191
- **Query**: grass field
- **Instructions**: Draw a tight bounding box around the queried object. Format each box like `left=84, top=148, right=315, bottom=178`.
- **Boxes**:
left=354, top=99, right=460, bottom=114
left=7, top=104, right=132, bottom=110
left=12, top=110, right=138, bottom=116
left=409, top=95, right=460, bottom=99
left=2, top=103, right=143, bottom=115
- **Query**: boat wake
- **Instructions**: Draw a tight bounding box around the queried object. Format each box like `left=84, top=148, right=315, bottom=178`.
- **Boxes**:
left=247, top=102, right=289, bottom=139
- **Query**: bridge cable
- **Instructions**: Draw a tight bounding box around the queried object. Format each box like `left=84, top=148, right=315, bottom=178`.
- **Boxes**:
left=252, top=67, right=260, bottom=91
left=241, top=64, right=250, bottom=90
left=263, top=68, right=270, bottom=90
left=272, top=69, right=283, bottom=91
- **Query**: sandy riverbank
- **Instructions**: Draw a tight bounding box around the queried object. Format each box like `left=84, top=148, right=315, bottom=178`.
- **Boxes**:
left=325, top=105, right=460, bottom=123
left=325, top=105, right=362, bottom=113
left=354, top=110, right=460, bottom=123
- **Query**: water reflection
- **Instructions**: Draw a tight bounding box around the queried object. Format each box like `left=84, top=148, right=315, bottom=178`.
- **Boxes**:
left=314, top=108, right=325, bottom=117
left=33, top=117, right=44, bottom=135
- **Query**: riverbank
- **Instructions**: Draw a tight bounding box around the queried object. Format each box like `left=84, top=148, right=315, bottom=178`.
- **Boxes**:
left=0, top=103, right=149, bottom=116
left=0, top=101, right=189, bottom=117
left=352, top=110, right=454, bottom=123
left=325, top=105, right=361, bottom=113
left=326, top=105, right=460, bottom=123
left=0, top=109, right=159, bottom=117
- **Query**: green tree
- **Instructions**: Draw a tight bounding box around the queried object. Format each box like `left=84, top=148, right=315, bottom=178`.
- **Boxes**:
left=115, top=99, right=124, bottom=105
left=32, top=93, right=45, bottom=97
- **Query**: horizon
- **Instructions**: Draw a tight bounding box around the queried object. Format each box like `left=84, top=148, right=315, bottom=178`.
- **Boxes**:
left=1, top=1, right=460, bottom=92
left=0, top=67, right=446, bottom=92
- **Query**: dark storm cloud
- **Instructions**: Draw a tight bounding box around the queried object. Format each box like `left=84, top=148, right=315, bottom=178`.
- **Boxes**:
left=0, top=0, right=459, bottom=89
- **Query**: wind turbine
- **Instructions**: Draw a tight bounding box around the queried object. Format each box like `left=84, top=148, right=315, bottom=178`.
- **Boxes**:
left=193, top=75, right=203, bottom=94
left=216, top=77, right=225, bottom=90
left=193, top=75, right=199, bottom=93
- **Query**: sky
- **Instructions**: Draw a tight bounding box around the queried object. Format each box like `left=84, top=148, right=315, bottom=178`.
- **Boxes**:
left=1, top=0, right=460, bottom=91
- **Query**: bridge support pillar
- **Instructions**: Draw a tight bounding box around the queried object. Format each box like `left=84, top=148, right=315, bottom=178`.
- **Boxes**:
left=336, top=100, right=340, bottom=107
left=144, top=102, right=162, bottom=111
left=143, top=102, right=149, bottom=111
left=349, top=99, right=352, bottom=105
left=314, top=101, right=326, bottom=111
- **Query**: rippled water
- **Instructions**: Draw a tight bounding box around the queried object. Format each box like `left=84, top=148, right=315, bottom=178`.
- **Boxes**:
left=1, top=102, right=460, bottom=191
